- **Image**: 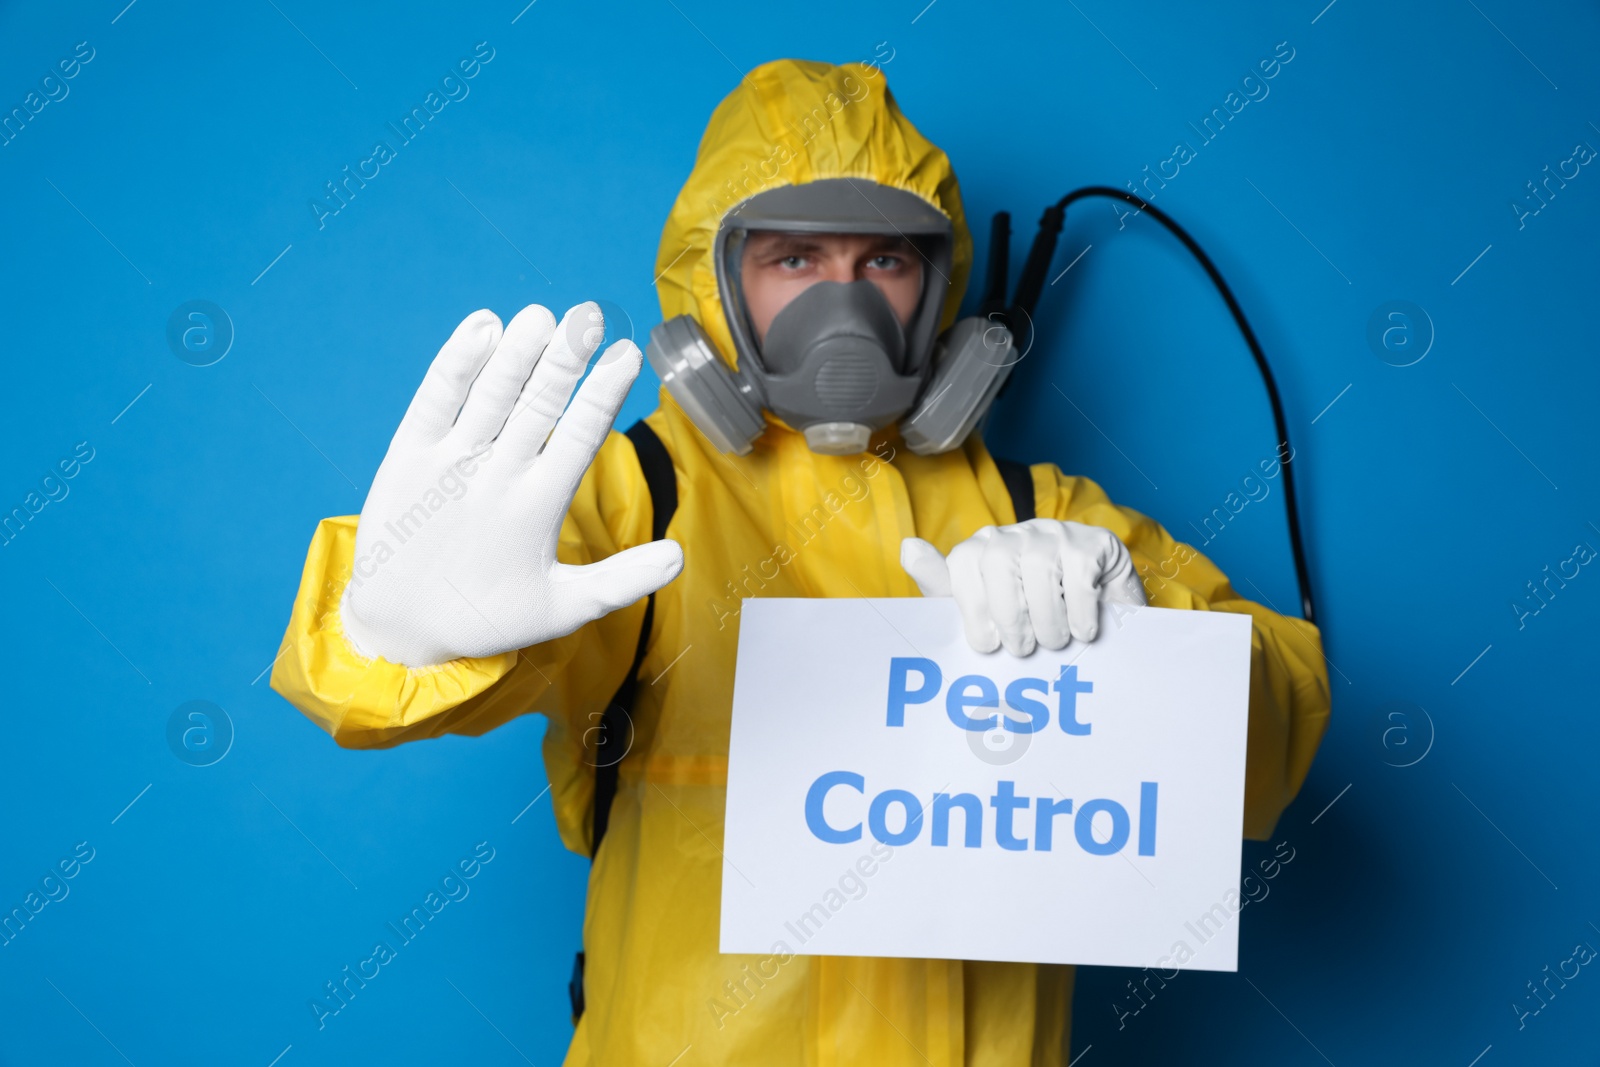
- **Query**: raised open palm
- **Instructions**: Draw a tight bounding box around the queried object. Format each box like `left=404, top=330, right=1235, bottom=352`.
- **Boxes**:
left=339, top=302, right=683, bottom=667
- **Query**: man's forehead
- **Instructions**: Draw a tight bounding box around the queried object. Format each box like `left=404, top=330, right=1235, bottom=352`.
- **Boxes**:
left=744, top=231, right=912, bottom=251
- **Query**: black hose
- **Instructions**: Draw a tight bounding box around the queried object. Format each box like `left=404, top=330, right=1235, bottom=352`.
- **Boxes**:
left=1008, top=186, right=1318, bottom=625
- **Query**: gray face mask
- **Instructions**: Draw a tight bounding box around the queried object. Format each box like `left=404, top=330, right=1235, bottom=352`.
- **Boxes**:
left=752, top=279, right=925, bottom=454
left=643, top=178, right=1022, bottom=458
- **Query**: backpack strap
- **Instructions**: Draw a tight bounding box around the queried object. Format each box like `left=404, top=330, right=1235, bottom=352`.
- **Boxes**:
left=572, top=419, right=678, bottom=1022
left=589, top=420, right=678, bottom=858
left=992, top=456, right=1037, bottom=523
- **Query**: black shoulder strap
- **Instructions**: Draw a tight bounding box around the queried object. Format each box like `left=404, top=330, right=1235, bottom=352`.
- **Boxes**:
left=591, top=420, right=678, bottom=857
left=573, top=420, right=677, bottom=1021
left=627, top=420, right=679, bottom=544
left=992, top=456, right=1037, bottom=522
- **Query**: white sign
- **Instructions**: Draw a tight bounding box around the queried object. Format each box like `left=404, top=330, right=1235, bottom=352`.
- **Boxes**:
left=721, top=597, right=1254, bottom=972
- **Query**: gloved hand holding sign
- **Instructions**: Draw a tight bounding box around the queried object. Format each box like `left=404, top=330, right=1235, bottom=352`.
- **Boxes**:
left=901, top=519, right=1148, bottom=657
left=339, top=302, right=684, bottom=668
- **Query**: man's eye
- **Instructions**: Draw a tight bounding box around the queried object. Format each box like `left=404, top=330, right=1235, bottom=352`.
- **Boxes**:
left=778, top=255, right=808, bottom=269
left=868, top=255, right=902, bottom=270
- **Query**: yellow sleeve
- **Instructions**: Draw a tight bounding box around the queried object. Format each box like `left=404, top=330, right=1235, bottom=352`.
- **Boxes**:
left=1032, top=465, right=1331, bottom=841
left=269, top=426, right=653, bottom=755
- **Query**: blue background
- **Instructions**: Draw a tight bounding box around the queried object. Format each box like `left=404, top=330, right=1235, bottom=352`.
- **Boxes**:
left=1, top=0, right=1595, bottom=1063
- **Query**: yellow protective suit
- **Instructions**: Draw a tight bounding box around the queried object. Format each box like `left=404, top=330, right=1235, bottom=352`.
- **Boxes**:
left=271, top=58, right=1331, bottom=1066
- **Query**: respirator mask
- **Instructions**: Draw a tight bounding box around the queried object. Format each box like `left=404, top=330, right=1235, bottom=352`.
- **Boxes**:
left=644, top=177, right=1019, bottom=456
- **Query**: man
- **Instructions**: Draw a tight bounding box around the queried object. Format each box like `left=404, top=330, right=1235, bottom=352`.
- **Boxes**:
left=272, top=58, right=1329, bottom=1066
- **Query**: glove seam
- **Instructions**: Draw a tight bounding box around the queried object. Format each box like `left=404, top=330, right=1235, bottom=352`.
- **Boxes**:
left=335, top=575, right=465, bottom=673
left=335, top=580, right=391, bottom=664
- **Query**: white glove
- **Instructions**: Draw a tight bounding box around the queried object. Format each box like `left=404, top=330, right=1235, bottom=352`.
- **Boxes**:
left=339, top=302, right=684, bottom=668
left=900, top=519, right=1147, bottom=657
